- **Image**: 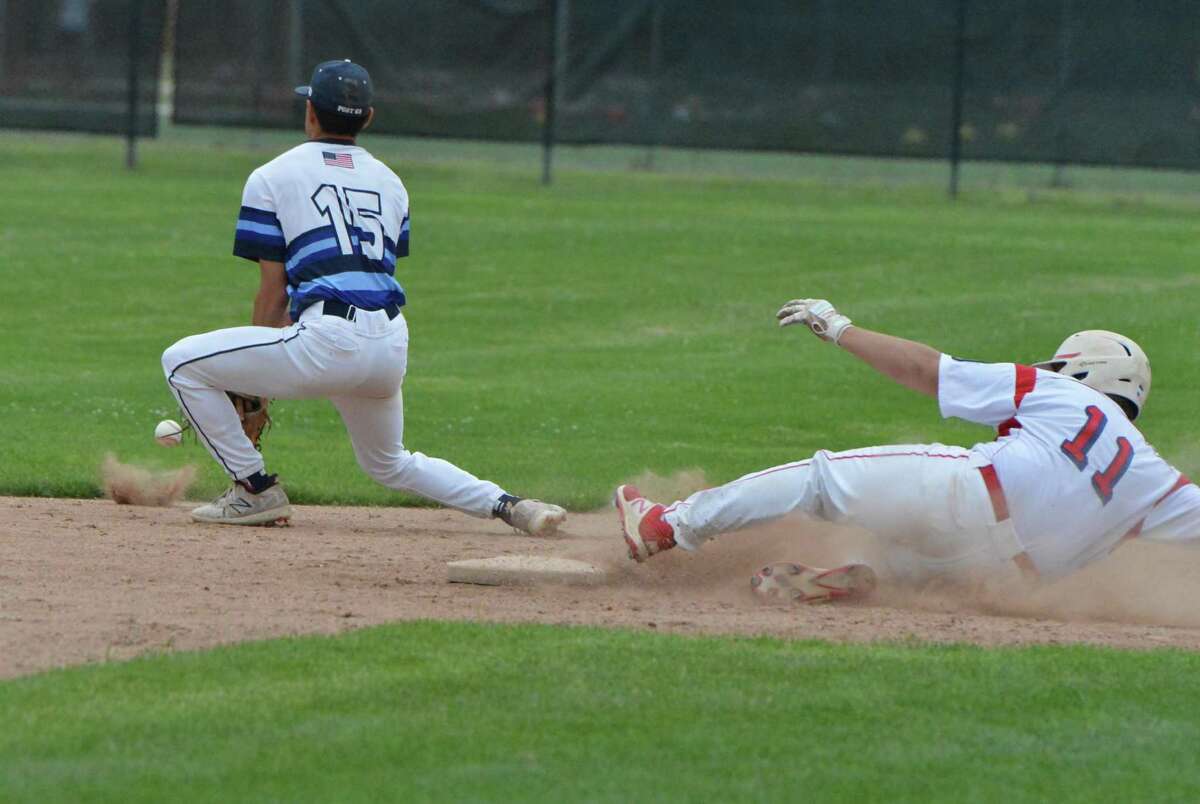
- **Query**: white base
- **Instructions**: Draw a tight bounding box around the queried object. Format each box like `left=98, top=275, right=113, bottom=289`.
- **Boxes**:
left=447, top=555, right=606, bottom=587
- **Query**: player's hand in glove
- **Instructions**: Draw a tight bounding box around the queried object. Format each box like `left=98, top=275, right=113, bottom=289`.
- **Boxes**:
left=776, top=298, right=854, bottom=344
left=228, top=392, right=271, bottom=450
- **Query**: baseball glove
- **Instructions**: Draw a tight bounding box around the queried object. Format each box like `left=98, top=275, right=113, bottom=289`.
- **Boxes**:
left=228, top=392, right=271, bottom=449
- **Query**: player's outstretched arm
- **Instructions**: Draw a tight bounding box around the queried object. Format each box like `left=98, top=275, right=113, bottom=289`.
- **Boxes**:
left=837, top=327, right=940, bottom=398
left=777, top=298, right=940, bottom=398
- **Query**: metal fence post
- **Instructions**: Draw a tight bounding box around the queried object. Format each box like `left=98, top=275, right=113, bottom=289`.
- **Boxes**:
left=0, top=0, right=7, bottom=83
left=288, top=0, right=305, bottom=88
left=1051, top=0, right=1074, bottom=188
left=542, top=0, right=568, bottom=185
left=948, top=0, right=967, bottom=198
left=643, top=0, right=663, bottom=170
left=126, top=0, right=143, bottom=170
left=158, top=0, right=178, bottom=131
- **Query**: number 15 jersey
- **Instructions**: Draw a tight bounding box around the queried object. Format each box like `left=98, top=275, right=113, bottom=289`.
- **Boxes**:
left=938, top=355, right=1197, bottom=577
left=232, top=140, right=410, bottom=318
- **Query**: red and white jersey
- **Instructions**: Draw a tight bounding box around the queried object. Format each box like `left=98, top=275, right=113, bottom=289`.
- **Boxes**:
left=937, top=354, right=1199, bottom=577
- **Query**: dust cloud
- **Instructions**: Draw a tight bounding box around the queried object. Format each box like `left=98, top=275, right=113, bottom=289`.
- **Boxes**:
left=101, top=453, right=196, bottom=507
left=579, top=471, right=1200, bottom=630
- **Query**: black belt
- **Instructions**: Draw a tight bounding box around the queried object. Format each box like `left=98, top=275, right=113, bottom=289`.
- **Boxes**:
left=319, top=300, right=401, bottom=321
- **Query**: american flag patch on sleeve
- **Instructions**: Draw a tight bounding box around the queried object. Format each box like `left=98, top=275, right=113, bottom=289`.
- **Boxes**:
left=322, top=151, right=354, bottom=169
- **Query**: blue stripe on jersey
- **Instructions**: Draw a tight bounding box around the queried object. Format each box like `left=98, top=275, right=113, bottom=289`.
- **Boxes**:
left=239, top=206, right=282, bottom=227
left=380, top=233, right=405, bottom=264
left=284, top=225, right=404, bottom=259
left=398, top=215, right=410, bottom=257
left=236, top=220, right=286, bottom=242
left=286, top=226, right=331, bottom=255
left=297, top=271, right=403, bottom=296
left=289, top=253, right=397, bottom=283
left=284, top=225, right=360, bottom=263
left=237, top=234, right=285, bottom=252
left=286, top=236, right=342, bottom=272
left=274, top=223, right=407, bottom=316
left=291, top=273, right=406, bottom=317
left=233, top=206, right=286, bottom=262
left=234, top=241, right=287, bottom=262
left=285, top=229, right=399, bottom=274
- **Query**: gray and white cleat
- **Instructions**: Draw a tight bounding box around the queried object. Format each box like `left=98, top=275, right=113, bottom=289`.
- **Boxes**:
left=191, top=483, right=291, bottom=526
left=499, top=498, right=567, bottom=537
left=751, top=562, right=877, bottom=604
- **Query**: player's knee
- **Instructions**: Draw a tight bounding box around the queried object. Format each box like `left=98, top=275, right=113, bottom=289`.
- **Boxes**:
left=809, top=449, right=834, bottom=475
left=804, top=450, right=839, bottom=517
left=162, top=334, right=208, bottom=380
left=357, top=448, right=416, bottom=485
left=161, top=340, right=189, bottom=378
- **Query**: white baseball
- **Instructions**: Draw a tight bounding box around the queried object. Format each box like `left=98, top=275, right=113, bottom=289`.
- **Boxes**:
left=154, top=419, right=183, bottom=447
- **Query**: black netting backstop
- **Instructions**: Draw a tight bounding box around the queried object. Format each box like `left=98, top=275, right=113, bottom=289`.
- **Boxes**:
left=173, top=0, right=552, bottom=141
left=1, top=0, right=165, bottom=135
left=172, top=0, right=1200, bottom=171
left=6, top=1, right=1198, bottom=171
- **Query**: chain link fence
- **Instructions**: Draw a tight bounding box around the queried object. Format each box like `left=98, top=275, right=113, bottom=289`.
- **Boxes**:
left=1, top=0, right=164, bottom=136
left=170, top=0, right=1200, bottom=172
left=4, top=1, right=1199, bottom=178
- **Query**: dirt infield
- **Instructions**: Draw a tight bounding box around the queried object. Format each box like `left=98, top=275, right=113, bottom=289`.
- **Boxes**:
left=4, top=495, right=1200, bottom=679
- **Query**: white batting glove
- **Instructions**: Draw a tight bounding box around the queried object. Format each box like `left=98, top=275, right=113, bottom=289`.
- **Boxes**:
left=776, top=298, right=854, bottom=344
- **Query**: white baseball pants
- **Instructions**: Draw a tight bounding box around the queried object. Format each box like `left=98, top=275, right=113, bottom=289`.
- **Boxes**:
left=161, top=302, right=507, bottom=517
left=663, top=444, right=1023, bottom=583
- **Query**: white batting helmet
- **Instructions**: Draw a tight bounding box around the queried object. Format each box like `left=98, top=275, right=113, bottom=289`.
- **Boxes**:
left=1032, top=330, right=1151, bottom=420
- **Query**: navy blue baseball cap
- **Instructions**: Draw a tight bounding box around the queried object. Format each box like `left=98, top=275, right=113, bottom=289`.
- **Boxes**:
left=294, top=59, right=372, bottom=118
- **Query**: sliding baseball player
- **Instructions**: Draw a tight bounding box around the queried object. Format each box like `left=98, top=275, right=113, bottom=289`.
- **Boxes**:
left=616, top=299, right=1200, bottom=601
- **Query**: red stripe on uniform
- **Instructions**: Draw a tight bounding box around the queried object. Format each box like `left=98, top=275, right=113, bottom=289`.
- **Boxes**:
left=827, top=451, right=969, bottom=462
left=1013, top=364, right=1037, bottom=409
left=1156, top=474, right=1193, bottom=505
left=1121, top=474, right=1193, bottom=543
left=997, top=417, right=1022, bottom=437
left=978, top=464, right=1009, bottom=522
left=711, top=460, right=814, bottom=495
left=708, top=451, right=974, bottom=499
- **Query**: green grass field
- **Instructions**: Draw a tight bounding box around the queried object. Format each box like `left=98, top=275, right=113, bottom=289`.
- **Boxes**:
left=2, top=129, right=1199, bottom=506
left=3, top=130, right=1200, bottom=801
left=4, top=621, right=1200, bottom=803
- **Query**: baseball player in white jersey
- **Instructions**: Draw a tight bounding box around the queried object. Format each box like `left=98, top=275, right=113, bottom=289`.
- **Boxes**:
left=161, top=59, right=565, bottom=536
left=615, top=298, right=1200, bottom=601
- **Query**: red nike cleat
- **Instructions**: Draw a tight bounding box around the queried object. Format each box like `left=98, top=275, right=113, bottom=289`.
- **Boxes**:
left=751, top=562, right=877, bottom=604
left=613, top=484, right=676, bottom=562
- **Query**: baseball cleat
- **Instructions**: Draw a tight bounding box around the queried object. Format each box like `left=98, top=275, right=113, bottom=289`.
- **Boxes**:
left=614, top=484, right=676, bottom=562
left=499, top=499, right=567, bottom=537
left=750, top=562, right=877, bottom=604
left=191, top=483, right=291, bottom=526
